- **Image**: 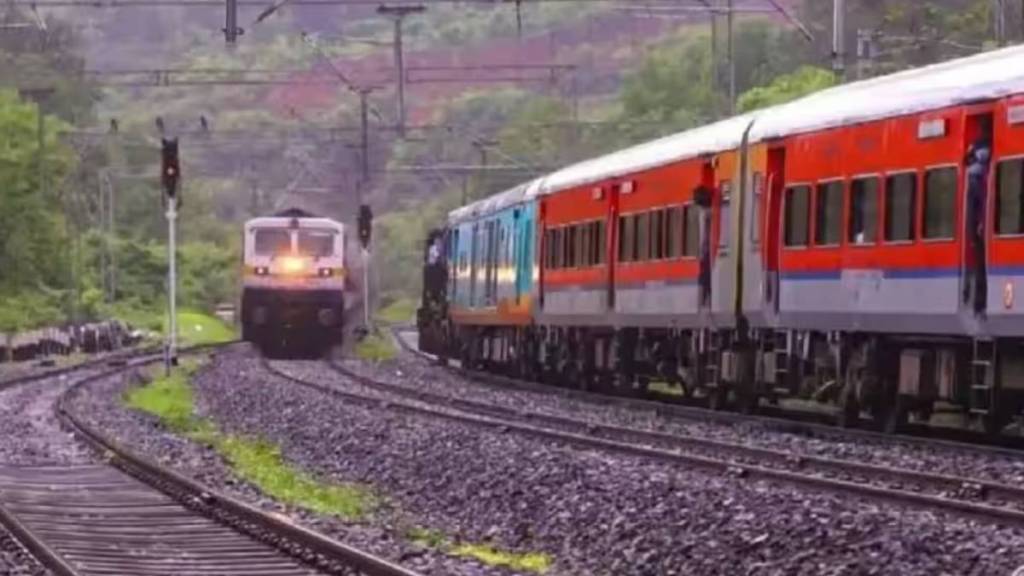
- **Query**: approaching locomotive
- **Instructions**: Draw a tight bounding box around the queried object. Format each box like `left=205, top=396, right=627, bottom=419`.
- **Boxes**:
left=419, top=45, right=1024, bottom=435
left=241, top=208, right=348, bottom=354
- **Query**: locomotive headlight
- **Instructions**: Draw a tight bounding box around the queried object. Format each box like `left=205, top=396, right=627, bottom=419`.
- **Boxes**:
left=254, top=266, right=269, bottom=276
left=318, top=267, right=333, bottom=278
left=279, top=256, right=307, bottom=275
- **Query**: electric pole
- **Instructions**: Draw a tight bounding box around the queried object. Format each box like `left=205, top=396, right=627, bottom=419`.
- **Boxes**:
left=224, top=0, right=243, bottom=44
left=993, top=0, right=1007, bottom=46
left=377, top=4, right=425, bottom=137
left=833, top=0, right=846, bottom=82
left=726, top=0, right=736, bottom=114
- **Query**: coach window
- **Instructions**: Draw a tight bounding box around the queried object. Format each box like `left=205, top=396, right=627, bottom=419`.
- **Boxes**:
left=667, top=206, right=683, bottom=258
left=923, top=167, right=957, bottom=240
left=849, top=177, right=880, bottom=245
left=596, top=221, right=607, bottom=264
left=567, top=226, right=579, bottom=268
left=814, top=181, right=843, bottom=246
left=551, top=228, right=562, bottom=269
left=650, top=209, right=665, bottom=260
left=997, top=158, right=1024, bottom=235
left=719, top=181, right=732, bottom=250
left=635, top=212, right=650, bottom=261
left=682, top=204, right=699, bottom=257
left=619, top=215, right=634, bottom=263
left=885, top=173, right=917, bottom=242
left=751, top=172, right=764, bottom=244
left=784, top=185, right=810, bottom=247
left=578, top=223, right=590, bottom=267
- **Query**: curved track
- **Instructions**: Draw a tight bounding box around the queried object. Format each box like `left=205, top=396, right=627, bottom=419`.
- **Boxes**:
left=0, top=347, right=421, bottom=576
left=264, top=348, right=1024, bottom=530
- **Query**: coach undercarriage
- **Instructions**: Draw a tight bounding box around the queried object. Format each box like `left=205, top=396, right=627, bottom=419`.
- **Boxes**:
left=448, top=323, right=1024, bottom=435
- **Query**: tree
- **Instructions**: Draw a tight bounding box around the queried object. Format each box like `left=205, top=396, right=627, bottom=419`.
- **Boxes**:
left=738, top=66, right=836, bottom=112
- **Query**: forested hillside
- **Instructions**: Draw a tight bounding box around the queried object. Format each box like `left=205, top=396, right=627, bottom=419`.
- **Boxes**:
left=1, top=0, right=1019, bottom=328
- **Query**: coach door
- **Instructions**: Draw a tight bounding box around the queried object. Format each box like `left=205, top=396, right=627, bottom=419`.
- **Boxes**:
left=764, top=145, right=786, bottom=313
left=962, top=108, right=995, bottom=315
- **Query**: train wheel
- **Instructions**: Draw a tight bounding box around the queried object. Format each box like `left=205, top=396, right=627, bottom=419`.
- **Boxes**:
left=707, top=385, right=728, bottom=411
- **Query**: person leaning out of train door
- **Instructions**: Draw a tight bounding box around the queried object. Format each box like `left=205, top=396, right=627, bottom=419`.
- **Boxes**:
left=964, top=119, right=992, bottom=311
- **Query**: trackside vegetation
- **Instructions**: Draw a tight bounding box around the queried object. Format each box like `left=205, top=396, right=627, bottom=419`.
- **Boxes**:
left=407, top=527, right=553, bottom=574
left=124, top=362, right=374, bottom=519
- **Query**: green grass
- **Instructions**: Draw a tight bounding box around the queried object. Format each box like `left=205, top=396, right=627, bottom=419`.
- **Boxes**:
left=169, top=309, right=237, bottom=346
left=124, top=364, right=373, bottom=519
left=355, top=333, right=397, bottom=362
left=376, top=298, right=418, bottom=325
left=450, top=543, right=552, bottom=574
left=406, top=527, right=553, bottom=574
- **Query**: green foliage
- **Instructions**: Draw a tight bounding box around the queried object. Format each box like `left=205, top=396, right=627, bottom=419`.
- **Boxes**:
left=738, top=66, right=836, bottom=112
left=354, top=333, right=397, bottom=363
left=451, top=544, right=552, bottom=574
left=171, top=310, right=237, bottom=346
left=376, top=298, right=417, bottom=326
left=126, top=362, right=373, bottom=519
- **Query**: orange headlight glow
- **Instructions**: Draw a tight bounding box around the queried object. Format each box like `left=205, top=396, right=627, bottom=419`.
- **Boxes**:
left=279, top=256, right=307, bottom=275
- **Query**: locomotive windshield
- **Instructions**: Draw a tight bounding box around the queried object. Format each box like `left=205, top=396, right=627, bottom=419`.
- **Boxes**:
left=298, top=230, right=336, bottom=258
left=254, top=229, right=291, bottom=256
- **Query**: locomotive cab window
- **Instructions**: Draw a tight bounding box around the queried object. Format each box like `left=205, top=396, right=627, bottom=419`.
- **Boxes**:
left=923, top=167, right=957, bottom=240
left=849, top=177, right=880, bottom=245
left=298, top=230, right=335, bottom=258
left=885, top=173, right=917, bottom=242
left=997, top=158, right=1024, bottom=235
left=815, top=181, right=843, bottom=246
left=254, top=229, right=291, bottom=256
left=784, top=185, right=811, bottom=247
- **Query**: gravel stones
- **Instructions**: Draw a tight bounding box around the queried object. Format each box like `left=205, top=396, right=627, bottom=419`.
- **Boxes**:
left=86, top=345, right=1024, bottom=576
left=331, top=352, right=1024, bottom=488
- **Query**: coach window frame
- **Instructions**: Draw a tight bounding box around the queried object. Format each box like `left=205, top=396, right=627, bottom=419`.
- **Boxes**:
left=883, top=169, right=919, bottom=244
left=921, top=163, right=959, bottom=242
left=995, top=154, right=1024, bottom=237
left=751, top=172, right=764, bottom=246
left=813, top=178, right=844, bottom=248
left=682, top=202, right=700, bottom=258
left=718, top=180, right=732, bottom=254
left=848, top=173, right=882, bottom=246
left=783, top=182, right=812, bottom=249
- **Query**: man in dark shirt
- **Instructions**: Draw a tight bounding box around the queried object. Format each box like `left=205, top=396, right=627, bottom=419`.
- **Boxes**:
left=965, top=119, right=992, bottom=312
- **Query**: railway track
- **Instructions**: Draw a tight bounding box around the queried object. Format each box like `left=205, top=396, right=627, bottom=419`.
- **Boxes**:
left=0, top=346, right=422, bottom=576
left=394, top=328, right=1024, bottom=457
left=265, top=352, right=1024, bottom=530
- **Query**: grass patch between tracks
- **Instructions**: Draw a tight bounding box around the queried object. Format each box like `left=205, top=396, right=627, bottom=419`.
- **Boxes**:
left=376, top=298, right=418, bottom=325
left=124, top=363, right=373, bottom=520
left=355, top=333, right=397, bottom=362
left=407, top=527, right=553, bottom=574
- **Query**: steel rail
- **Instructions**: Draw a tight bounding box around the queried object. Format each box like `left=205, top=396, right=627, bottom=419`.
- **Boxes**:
left=262, top=357, right=1024, bottom=528
left=0, top=345, right=423, bottom=576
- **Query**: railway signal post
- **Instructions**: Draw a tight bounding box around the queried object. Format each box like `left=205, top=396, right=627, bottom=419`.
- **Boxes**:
left=358, top=204, right=373, bottom=331
left=161, top=137, right=180, bottom=373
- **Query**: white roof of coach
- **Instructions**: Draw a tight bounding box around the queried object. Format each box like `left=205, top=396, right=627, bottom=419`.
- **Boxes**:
left=531, top=112, right=758, bottom=198
left=448, top=178, right=541, bottom=225
left=446, top=45, right=1024, bottom=225
left=750, top=44, right=1024, bottom=141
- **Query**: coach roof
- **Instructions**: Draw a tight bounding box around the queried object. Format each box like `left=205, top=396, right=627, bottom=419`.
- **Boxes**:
left=750, top=43, right=1024, bottom=141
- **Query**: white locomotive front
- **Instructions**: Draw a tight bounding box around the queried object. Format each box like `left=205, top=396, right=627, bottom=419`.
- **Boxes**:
left=241, top=208, right=347, bottom=354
